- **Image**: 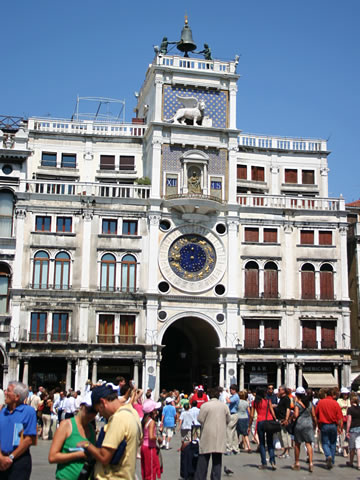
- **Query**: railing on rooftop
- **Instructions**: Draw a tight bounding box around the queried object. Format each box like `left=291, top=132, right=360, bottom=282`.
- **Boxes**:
left=21, top=180, right=150, bottom=199
left=27, top=118, right=146, bottom=137
left=238, top=133, right=327, bottom=152
left=155, top=54, right=236, bottom=74
left=237, top=194, right=344, bottom=211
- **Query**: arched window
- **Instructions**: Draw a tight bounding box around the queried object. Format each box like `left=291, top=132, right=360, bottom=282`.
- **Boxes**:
left=0, top=263, right=11, bottom=313
left=0, top=190, right=14, bottom=237
left=54, top=252, right=70, bottom=289
left=33, top=251, right=49, bottom=289
left=101, top=254, right=116, bottom=291
left=320, top=264, right=334, bottom=300
left=244, top=261, right=259, bottom=298
left=121, top=254, right=137, bottom=292
left=264, top=262, right=278, bottom=298
left=301, top=263, right=315, bottom=299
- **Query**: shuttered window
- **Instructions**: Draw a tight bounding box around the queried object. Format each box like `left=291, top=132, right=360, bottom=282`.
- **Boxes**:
left=320, top=265, right=334, bottom=300
left=245, top=262, right=259, bottom=298
left=321, top=322, right=336, bottom=348
left=302, top=321, right=317, bottom=348
left=244, top=227, right=259, bottom=242
left=300, top=230, right=314, bottom=245
left=264, top=262, right=278, bottom=298
left=244, top=320, right=259, bottom=348
left=301, top=264, right=315, bottom=299
left=302, top=170, right=315, bottom=184
left=98, top=315, right=114, bottom=343
left=319, top=231, right=332, bottom=245
left=237, top=164, right=247, bottom=179
left=264, top=228, right=277, bottom=243
left=119, top=156, right=135, bottom=170
left=120, top=315, right=136, bottom=344
left=100, top=155, right=115, bottom=170
left=251, top=166, right=265, bottom=182
left=264, top=321, right=279, bottom=348
left=285, top=169, right=298, bottom=184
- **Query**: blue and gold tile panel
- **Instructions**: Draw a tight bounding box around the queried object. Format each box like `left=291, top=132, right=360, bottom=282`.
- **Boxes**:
left=163, top=85, right=228, bottom=129
left=162, top=145, right=227, bottom=176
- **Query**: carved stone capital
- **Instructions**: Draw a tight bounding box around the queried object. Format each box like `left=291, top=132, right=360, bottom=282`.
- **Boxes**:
left=227, top=219, right=239, bottom=232
left=148, top=213, right=161, bottom=226
left=84, top=151, right=93, bottom=160
left=82, top=210, right=93, bottom=221
left=339, top=225, right=348, bottom=235
left=3, top=134, right=15, bottom=149
left=320, top=167, right=329, bottom=176
left=152, top=139, right=162, bottom=148
left=284, top=223, right=293, bottom=234
left=270, top=166, right=279, bottom=174
left=15, top=208, right=26, bottom=219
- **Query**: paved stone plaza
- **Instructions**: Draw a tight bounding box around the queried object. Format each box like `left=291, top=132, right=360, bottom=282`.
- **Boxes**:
left=32, top=437, right=359, bottom=480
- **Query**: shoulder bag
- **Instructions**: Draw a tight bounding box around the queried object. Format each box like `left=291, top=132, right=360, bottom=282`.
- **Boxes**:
left=263, top=400, right=281, bottom=434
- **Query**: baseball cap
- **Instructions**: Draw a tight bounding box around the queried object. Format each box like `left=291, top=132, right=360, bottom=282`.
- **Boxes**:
left=341, top=387, right=350, bottom=394
left=197, top=385, right=204, bottom=391
left=91, top=385, right=115, bottom=405
left=295, top=386, right=306, bottom=395
left=142, top=400, right=161, bottom=414
left=165, top=397, right=173, bottom=404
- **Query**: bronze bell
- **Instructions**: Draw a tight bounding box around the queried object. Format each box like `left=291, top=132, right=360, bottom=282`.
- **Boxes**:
left=177, top=16, right=196, bottom=57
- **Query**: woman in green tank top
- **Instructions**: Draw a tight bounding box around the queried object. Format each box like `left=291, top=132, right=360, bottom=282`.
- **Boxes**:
left=49, top=394, right=96, bottom=479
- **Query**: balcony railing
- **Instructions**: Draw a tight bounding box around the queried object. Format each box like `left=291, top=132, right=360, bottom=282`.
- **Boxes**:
left=22, top=180, right=150, bottom=199
left=97, top=334, right=136, bottom=344
left=239, top=133, right=327, bottom=152
left=28, top=332, right=71, bottom=342
left=154, top=54, right=236, bottom=74
left=237, top=194, right=344, bottom=211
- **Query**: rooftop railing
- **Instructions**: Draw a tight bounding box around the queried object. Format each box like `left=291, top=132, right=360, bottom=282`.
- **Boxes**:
left=239, top=133, right=327, bottom=152
left=237, top=194, right=344, bottom=211
left=154, top=54, right=236, bottom=74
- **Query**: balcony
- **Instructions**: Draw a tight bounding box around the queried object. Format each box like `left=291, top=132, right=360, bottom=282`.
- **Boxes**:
left=238, top=133, right=327, bottom=153
left=97, top=334, right=136, bottom=344
left=154, top=54, right=236, bottom=74
left=237, top=194, right=344, bottom=211
left=28, top=332, right=71, bottom=342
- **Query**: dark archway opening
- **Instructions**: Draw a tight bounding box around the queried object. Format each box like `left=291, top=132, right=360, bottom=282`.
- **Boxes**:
left=160, top=317, right=219, bottom=393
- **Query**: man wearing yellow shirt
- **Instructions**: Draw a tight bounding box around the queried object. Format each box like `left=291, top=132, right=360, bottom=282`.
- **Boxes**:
left=78, top=384, right=141, bottom=480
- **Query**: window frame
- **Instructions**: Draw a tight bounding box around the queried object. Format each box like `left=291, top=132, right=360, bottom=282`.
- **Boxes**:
left=244, top=227, right=259, bottom=243
left=41, top=152, right=57, bottom=167
left=33, top=251, right=50, bottom=289
left=56, top=217, right=72, bottom=233
left=61, top=153, right=77, bottom=169
left=100, top=155, right=115, bottom=170
left=119, top=155, right=135, bottom=171
left=30, top=312, right=47, bottom=341
left=98, top=314, right=115, bottom=343
left=120, top=254, right=137, bottom=293
left=284, top=168, right=298, bottom=184
left=102, top=219, right=118, bottom=235
left=52, top=312, right=69, bottom=341
left=300, top=230, right=314, bottom=245
left=0, top=264, right=10, bottom=314
left=35, top=216, right=51, bottom=232
left=122, top=220, right=138, bottom=236
left=119, top=314, right=136, bottom=344
left=100, top=254, right=116, bottom=292
left=54, top=252, right=71, bottom=290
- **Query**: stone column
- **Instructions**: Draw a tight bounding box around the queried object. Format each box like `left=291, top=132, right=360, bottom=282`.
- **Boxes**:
left=155, top=356, right=161, bottom=401
left=239, top=363, right=245, bottom=390
left=8, top=355, right=18, bottom=382
left=154, top=76, right=163, bottom=122
left=276, top=363, right=282, bottom=388
left=270, top=164, right=280, bottom=195
left=219, top=354, right=225, bottom=388
left=91, top=360, right=98, bottom=384
left=315, top=271, right=320, bottom=300
left=226, top=220, right=239, bottom=297
left=147, top=214, right=161, bottom=294
left=75, top=358, right=89, bottom=392
left=144, top=352, right=157, bottom=393
left=320, top=166, right=329, bottom=197
left=343, top=362, right=351, bottom=388
left=150, top=140, right=162, bottom=199
left=339, top=226, right=350, bottom=302
left=228, top=83, right=238, bottom=130
left=283, top=224, right=295, bottom=300
left=12, top=209, right=26, bottom=288
left=22, top=360, right=29, bottom=385
left=81, top=211, right=93, bottom=290
left=228, top=143, right=239, bottom=204
left=297, top=363, right=303, bottom=387
left=334, top=363, right=339, bottom=384
left=16, top=358, right=20, bottom=382
left=286, top=361, right=296, bottom=389
left=78, top=304, right=89, bottom=343
left=225, top=354, right=238, bottom=388
left=133, top=361, right=139, bottom=388
left=66, top=360, right=72, bottom=391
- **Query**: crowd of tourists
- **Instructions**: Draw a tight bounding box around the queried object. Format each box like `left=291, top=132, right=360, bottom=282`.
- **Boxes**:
left=0, top=379, right=360, bottom=479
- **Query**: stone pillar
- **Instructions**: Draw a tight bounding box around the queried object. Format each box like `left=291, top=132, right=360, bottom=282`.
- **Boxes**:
left=75, top=358, right=89, bottom=392
left=78, top=305, right=89, bottom=343
left=334, top=364, right=339, bottom=384
left=133, top=361, right=139, bottom=389
left=286, top=361, right=296, bottom=389
left=147, top=215, right=161, bottom=294
left=339, top=226, right=350, bottom=302
left=228, top=83, right=238, bottom=130
left=283, top=224, right=295, bottom=300
left=13, top=209, right=26, bottom=289
left=315, top=271, right=320, bottom=300
left=320, top=166, right=329, bottom=197
left=144, top=352, right=157, bottom=393
left=91, top=360, right=98, bottom=384
left=150, top=140, right=162, bottom=199
left=226, top=220, right=239, bottom=297
left=155, top=356, right=161, bottom=401
left=343, top=362, right=351, bottom=388
left=16, top=358, right=20, bottom=382
left=225, top=355, right=238, bottom=388
left=2, top=363, right=8, bottom=390
left=297, top=364, right=303, bottom=387
left=276, top=363, right=282, bottom=388
left=66, top=360, right=72, bottom=391
left=81, top=211, right=93, bottom=290
left=8, top=356, right=18, bottom=382
left=270, top=164, right=280, bottom=195
left=154, top=75, right=163, bottom=122
left=219, top=354, right=225, bottom=388
left=22, top=360, right=29, bottom=386
left=239, top=363, right=245, bottom=390
left=228, top=143, right=239, bottom=205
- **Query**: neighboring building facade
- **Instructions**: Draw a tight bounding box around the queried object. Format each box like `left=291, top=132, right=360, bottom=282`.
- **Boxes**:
left=0, top=37, right=352, bottom=395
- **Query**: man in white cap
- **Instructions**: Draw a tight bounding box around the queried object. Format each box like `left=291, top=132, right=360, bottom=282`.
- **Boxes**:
left=160, top=397, right=176, bottom=450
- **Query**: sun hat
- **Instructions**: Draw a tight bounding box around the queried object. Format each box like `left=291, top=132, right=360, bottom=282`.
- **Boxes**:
left=295, top=386, right=306, bottom=395
left=142, top=400, right=161, bottom=414
left=341, top=387, right=350, bottom=394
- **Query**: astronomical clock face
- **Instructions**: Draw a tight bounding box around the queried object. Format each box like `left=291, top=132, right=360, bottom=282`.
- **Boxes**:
left=159, top=224, right=226, bottom=293
left=168, top=234, right=216, bottom=281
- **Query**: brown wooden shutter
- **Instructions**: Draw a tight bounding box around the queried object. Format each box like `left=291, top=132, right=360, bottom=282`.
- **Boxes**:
left=119, top=155, right=135, bottom=170
left=245, top=227, right=259, bottom=242
left=251, top=166, right=265, bottom=181
left=302, top=321, right=317, bottom=348
left=99, top=314, right=114, bottom=343
left=320, top=271, right=334, bottom=299
left=245, top=268, right=259, bottom=297
left=285, top=169, right=298, bottom=183
left=300, top=230, right=314, bottom=245
left=100, top=155, right=115, bottom=170
left=321, top=322, right=336, bottom=348
left=120, top=315, right=135, bottom=344
left=245, top=320, right=259, bottom=348
left=264, top=321, right=279, bottom=348
left=302, top=170, right=315, bottom=184
left=319, top=231, right=332, bottom=245
left=301, top=271, right=315, bottom=299
left=264, top=228, right=277, bottom=243
left=264, top=269, right=278, bottom=298
left=237, top=165, right=247, bottom=179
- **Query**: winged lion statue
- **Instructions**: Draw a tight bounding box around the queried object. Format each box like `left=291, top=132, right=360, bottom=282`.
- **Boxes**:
left=166, top=96, right=206, bottom=125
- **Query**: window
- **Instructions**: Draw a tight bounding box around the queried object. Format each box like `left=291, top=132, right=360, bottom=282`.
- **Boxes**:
left=237, top=165, right=247, bottom=179
left=122, top=220, right=138, bottom=236
left=319, top=231, right=332, bottom=246
left=121, top=254, right=137, bottom=292
left=320, top=264, right=334, bottom=300
left=120, top=315, right=136, bottom=344
left=52, top=313, right=69, bottom=341
left=284, top=169, right=298, bottom=184
left=35, top=216, right=51, bottom=232
left=244, top=320, right=259, bottom=348
left=98, top=314, right=115, bottom=343
left=302, top=321, right=317, bottom=348
left=119, top=156, right=135, bottom=171
left=102, top=219, right=118, bottom=235
left=30, top=312, right=47, bottom=341
left=100, top=254, right=116, bottom=291
left=302, top=170, right=315, bottom=185
left=0, top=264, right=10, bottom=313
left=56, top=217, right=72, bottom=233
left=264, top=321, right=279, bottom=348
left=100, top=155, right=115, bottom=170
left=41, top=152, right=56, bottom=167
left=301, top=263, right=315, bottom=299
left=251, top=166, right=265, bottom=182
left=264, top=228, right=277, bottom=243
left=321, top=322, right=336, bottom=348
left=244, top=227, right=259, bottom=242
left=0, top=190, right=14, bottom=237
left=61, top=154, right=76, bottom=168
left=264, top=262, right=278, bottom=298
left=54, top=252, right=70, bottom=289
left=244, top=261, right=259, bottom=298
left=300, top=230, right=314, bottom=245
left=33, top=251, right=49, bottom=289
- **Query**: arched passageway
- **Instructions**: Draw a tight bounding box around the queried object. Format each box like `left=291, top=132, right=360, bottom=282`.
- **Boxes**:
left=160, top=317, right=220, bottom=392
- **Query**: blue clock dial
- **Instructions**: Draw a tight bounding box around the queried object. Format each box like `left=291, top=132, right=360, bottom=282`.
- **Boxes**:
left=168, top=234, right=216, bottom=281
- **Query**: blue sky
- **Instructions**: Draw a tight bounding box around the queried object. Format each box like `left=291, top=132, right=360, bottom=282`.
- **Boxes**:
left=1, top=0, right=359, bottom=201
